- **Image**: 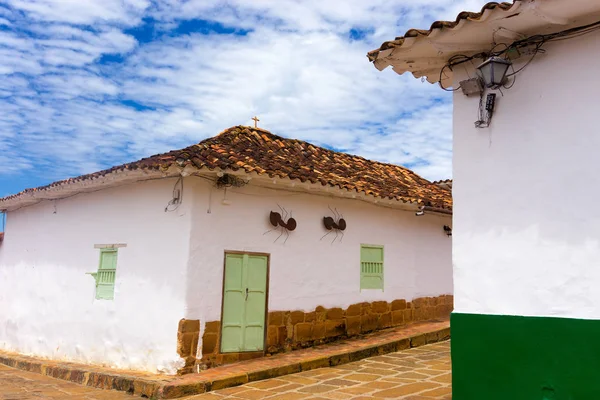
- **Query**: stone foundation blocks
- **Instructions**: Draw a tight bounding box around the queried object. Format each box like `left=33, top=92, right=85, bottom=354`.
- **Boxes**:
left=198, top=294, right=453, bottom=370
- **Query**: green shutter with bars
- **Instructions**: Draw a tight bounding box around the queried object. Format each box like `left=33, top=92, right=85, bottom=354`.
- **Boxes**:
left=360, top=244, right=384, bottom=290
left=90, top=249, right=118, bottom=300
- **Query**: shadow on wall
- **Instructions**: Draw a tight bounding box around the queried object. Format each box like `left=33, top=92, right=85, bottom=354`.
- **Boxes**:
left=455, top=178, right=600, bottom=263
left=453, top=82, right=600, bottom=313
left=454, top=169, right=600, bottom=316
left=457, top=185, right=600, bottom=248
left=455, top=49, right=600, bottom=250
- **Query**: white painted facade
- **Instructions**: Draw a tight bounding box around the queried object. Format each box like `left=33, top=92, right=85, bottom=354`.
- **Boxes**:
left=0, top=178, right=192, bottom=374
left=452, top=30, right=600, bottom=320
left=0, top=175, right=452, bottom=373
left=184, top=177, right=452, bottom=322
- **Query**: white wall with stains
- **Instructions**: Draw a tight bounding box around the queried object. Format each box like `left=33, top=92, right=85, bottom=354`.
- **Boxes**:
left=184, top=177, right=453, bottom=325
left=0, top=174, right=452, bottom=373
left=0, top=178, right=191, bottom=374
left=452, top=30, right=600, bottom=319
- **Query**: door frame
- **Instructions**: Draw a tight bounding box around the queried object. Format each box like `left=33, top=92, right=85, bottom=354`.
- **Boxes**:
left=219, top=250, right=270, bottom=354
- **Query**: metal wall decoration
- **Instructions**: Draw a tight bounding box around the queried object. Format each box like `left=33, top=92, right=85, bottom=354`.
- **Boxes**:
left=264, top=205, right=297, bottom=243
left=321, top=207, right=346, bottom=244
left=443, top=225, right=452, bottom=237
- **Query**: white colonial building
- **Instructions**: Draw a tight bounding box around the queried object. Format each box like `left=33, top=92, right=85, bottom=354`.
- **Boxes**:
left=368, top=0, right=600, bottom=398
left=0, top=126, right=452, bottom=374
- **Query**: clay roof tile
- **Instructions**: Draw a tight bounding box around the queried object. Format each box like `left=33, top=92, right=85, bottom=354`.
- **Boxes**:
left=367, top=1, right=517, bottom=62
left=1, top=126, right=452, bottom=210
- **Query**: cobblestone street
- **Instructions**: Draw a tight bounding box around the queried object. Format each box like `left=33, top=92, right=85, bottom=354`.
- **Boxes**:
left=188, top=341, right=451, bottom=400
left=0, top=342, right=450, bottom=400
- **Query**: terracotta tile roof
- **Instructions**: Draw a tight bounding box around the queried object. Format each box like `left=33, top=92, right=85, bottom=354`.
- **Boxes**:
left=367, top=1, right=518, bottom=62
left=0, top=126, right=452, bottom=210
left=433, top=179, right=452, bottom=191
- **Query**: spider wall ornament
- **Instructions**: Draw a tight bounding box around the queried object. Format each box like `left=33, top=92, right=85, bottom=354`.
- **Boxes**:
left=321, top=206, right=346, bottom=244
left=443, top=225, right=452, bottom=237
left=263, top=205, right=297, bottom=244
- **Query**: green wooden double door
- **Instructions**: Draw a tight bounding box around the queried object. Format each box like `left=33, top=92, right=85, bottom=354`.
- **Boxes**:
left=221, top=253, right=269, bottom=353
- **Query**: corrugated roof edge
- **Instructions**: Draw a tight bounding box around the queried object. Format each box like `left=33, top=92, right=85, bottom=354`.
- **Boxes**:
left=367, top=1, right=518, bottom=62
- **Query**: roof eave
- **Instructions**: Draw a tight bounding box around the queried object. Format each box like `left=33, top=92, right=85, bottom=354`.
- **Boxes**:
left=201, top=169, right=449, bottom=212
left=1, top=166, right=451, bottom=213
left=0, top=167, right=182, bottom=212
left=367, top=0, right=600, bottom=84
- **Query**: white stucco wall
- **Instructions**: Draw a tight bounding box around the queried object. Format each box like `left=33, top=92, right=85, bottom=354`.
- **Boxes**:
left=0, top=173, right=452, bottom=371
left=184, top=178, right=452, bottom=326
left=452, top=30, right=600, bottom=319
left=0, top=178, right=191, bottom=373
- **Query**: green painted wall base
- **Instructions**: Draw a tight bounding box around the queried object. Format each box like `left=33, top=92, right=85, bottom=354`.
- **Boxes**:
left=451, top=312, right=600, bottom=400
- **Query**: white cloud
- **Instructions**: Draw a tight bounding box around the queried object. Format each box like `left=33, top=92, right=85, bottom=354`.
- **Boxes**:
left=39, top=73, right=120, bottom=98
left=5, top=0, right=149, bottom=25
left=0, top=0, right=476, bottom=187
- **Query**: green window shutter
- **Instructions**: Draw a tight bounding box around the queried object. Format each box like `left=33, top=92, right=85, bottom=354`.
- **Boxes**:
left=360, top=244, right=384, bottom=290
left=96, top=249, right=118, bottom=300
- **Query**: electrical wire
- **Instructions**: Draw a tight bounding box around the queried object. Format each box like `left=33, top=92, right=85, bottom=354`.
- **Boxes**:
left=502, top=63, right=517, bottom=89
left=438, top=54, right=481, bottom=91
left=438, top=64, right=460, bottom=91
left=505, top=45, right=544, bottom=77
left=489, top=42, right=510, bottom=53
left=164, top=176, right=183, bottom=212
left=434, top=17, right=600, bottom=124
left=439, top=19, right=600, bottom=85
left=474, top=90, right=490, bottom=128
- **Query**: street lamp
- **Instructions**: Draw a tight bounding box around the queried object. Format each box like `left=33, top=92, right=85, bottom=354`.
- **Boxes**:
left=476, top=56, right=512, bottom=88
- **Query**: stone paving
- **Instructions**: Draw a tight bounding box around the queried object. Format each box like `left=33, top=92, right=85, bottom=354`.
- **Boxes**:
left=0, top=364, right=132, bottom=400
left=0, top=342, right=451, bottom=399
left=184, top=341, right=451, bottom=400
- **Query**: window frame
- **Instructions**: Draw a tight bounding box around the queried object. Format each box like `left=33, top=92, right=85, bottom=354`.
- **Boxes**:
left=360, top=244, right=385, bottom=291
left=94, top=248, right=118, bottom=300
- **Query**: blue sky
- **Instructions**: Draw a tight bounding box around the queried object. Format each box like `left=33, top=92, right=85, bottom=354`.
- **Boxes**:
left=0, top=0, right=478, bottom=198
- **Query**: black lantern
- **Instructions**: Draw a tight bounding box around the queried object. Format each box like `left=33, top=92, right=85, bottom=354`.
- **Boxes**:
left=476, top=57, right=512, bottom=88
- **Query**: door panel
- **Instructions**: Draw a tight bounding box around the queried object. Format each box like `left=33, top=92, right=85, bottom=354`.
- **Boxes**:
left=244, top=255, right=268, bottom=351
left=221, top=254, right=245, bottom=352
left=221, top=253, right=268, bottom=353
